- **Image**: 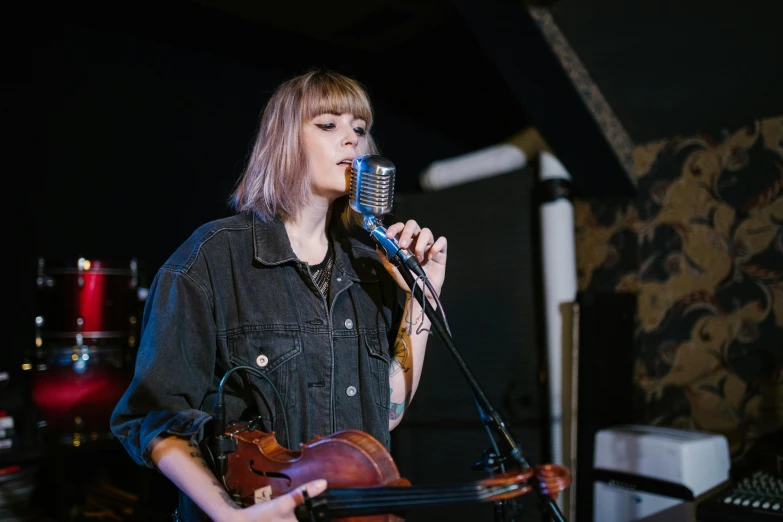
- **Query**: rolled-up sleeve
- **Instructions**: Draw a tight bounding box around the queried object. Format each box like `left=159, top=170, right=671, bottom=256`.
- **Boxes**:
left=110, top=266, right=216, bottom=468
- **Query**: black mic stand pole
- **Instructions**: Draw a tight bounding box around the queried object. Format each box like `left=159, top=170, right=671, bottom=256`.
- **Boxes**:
left=370, top=228, right=567, bottom=522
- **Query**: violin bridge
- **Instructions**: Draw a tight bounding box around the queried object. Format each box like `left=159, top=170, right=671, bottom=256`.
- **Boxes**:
left=253, top=485, right=273, bottom=503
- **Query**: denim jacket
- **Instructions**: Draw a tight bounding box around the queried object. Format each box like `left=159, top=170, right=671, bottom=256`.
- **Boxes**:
left=110, top=212, right=401, bottom=520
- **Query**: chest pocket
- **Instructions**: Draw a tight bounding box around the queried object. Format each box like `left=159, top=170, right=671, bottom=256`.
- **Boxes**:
left=227, top=328, right=302, bottom=419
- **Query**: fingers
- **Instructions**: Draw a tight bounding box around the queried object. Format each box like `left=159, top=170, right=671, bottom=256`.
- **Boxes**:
left=386, top=220, right=446, bottom=263
left=243, top=480, right=328, bottom=521
left=385, top=220, right=418, bottom=248
left=290, top=479, right=328, bottom=507
left=386, top=220, right=425, bottom=252
left=429, top=236, right=448, bottom=262
left=302, top=479, right=329, bottom=500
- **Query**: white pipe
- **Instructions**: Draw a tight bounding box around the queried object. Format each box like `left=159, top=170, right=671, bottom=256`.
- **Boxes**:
left=538, top=151, right=577, bottom=479
left=419, top=143, right=527, bottom=191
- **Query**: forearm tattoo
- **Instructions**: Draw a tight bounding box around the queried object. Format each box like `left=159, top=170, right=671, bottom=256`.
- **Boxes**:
left=402, top=296, right=424, bottom=333
left=212, top=480, right=240, bottom=509
left=390, top=332, right=411, bottom=377
left=186, top=441, right=209, bottom=469
left=389, top=388, right=412, bottom=420
left=188, top=442, right=240, bottom=509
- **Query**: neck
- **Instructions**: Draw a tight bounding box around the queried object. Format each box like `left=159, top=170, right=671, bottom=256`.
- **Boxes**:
left=285, top=204, right=332, bottom=265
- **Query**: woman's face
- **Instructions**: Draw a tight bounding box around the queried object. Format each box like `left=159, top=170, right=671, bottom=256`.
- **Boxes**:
left=303, top=112, right=369, bottom=201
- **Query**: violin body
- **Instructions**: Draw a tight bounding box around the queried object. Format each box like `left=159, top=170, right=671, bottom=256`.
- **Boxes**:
left=221, top=423, right=571, bottom=521
left=223, top=424, right=408, bottom=521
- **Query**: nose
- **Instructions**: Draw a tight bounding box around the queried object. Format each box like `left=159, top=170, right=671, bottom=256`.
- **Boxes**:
left=341, top=129, right=357, bottom=148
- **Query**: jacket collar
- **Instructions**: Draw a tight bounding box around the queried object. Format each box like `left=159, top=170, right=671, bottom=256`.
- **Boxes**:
left=251, top=213, right=377, bottom=283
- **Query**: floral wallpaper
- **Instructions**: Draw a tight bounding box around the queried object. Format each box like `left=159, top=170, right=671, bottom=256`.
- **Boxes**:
left=575, top=116, right=783, bottom=460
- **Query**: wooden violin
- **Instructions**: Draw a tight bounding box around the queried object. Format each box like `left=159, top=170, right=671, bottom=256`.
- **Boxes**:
left=221, top=423, right=571, bottom=521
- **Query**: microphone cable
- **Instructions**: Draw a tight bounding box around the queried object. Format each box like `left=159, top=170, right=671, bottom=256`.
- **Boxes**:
left=208, top=364, right=291, bottom=488
left=406, top=272, right=452, bottom=338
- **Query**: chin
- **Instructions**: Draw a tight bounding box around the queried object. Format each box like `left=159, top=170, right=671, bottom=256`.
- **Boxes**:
left=314, top=187, right=349, bottom=203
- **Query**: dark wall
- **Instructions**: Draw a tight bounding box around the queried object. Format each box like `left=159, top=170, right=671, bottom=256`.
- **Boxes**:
left=10, top=3, right=540, bottom=519
left=23, top=2, right=488, bottom=337
left=31, top=14, right=451, bottom=276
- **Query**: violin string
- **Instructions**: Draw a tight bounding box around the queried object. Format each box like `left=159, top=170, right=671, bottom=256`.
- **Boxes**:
left=324, top=486, right=522, bottom=513
left=322, top=482, right=523, bottom=510
left=324, top=482, right=480, bottom=502
left=330, top=482, right=512, bottom=500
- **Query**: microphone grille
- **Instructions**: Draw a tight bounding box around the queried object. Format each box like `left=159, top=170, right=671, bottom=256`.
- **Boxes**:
left=350, top=155, right=396, bottom=217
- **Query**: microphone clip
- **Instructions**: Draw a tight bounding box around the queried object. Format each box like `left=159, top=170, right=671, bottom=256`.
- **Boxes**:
left=213, top=434, right=237, bottom=478
left=363, top=216, right=401, bottom=262
left=362, top=216, right=424, bottom=277
left=212, top=398, right=237, bottom=478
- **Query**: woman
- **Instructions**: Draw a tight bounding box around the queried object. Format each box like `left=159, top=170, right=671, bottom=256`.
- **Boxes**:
left=110, top=69, right=447, bottom=521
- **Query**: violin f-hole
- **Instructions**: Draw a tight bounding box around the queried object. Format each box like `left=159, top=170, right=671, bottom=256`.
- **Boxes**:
left=248, top=460, right=292, bottom=486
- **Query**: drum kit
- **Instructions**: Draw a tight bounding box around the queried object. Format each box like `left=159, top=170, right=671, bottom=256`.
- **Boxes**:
left=27, top=257, right=146, bottom=446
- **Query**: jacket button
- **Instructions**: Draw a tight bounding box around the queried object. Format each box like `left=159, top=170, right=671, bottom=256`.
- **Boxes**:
left=344, top=318, right=353, bottom=329
left=336, top=277, right=342, bottom=282
left=256, top=354, right=269, bottom=367
left=346, top=386, right=357, bottom=397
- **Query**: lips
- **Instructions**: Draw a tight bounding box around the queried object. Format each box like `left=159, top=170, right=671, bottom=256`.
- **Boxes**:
left=337, top=157, right=354, bottom=166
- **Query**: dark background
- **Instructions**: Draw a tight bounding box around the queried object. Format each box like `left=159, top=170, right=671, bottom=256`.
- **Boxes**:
left=17, top=0, right=783, bottom=273
left=5, top=0, right=782, bottom=520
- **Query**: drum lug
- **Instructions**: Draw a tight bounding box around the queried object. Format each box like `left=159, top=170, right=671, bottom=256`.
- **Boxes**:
left=36, top=259, right=54, bottom=288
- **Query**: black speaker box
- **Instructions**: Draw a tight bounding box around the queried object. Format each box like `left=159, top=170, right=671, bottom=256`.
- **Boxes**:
left=574, top=290, right=638, bottom=522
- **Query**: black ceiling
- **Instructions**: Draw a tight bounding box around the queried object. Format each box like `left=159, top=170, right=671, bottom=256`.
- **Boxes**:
left=181, top=0, right=531, bottom=152
left=547, top=0, right=783, bottom=144
left=198, top=0, right=782, bottom=145
left=179, top=0, right=783, bottom=195
left=28, top=0, right=782, bottom=197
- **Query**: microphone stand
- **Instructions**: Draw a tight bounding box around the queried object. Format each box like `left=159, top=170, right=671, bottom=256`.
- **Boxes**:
left=364, top=216, right=567, bottom=522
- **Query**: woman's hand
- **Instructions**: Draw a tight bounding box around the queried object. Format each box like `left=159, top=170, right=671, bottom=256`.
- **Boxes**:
left=377, top=219, right=447, bottom=297
left=227, top=479, right=328, bottom=522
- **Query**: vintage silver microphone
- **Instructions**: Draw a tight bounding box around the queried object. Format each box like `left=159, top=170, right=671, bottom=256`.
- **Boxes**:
left=349, top=154, right=425, bottom=278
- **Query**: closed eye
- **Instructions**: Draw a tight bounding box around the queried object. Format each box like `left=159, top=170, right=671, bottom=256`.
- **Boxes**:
left=314, top=122, right=366, bottom=137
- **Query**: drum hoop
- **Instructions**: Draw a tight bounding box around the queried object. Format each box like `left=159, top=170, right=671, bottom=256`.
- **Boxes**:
left=44, top=267, right=135, bottom=276
left=39, top=331, right=131, bottom=338
left=36, top=344, right=125, bottom=352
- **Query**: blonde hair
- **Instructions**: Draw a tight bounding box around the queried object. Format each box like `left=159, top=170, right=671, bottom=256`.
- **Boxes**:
left=231, top=69, right=379, bottom=227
